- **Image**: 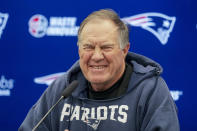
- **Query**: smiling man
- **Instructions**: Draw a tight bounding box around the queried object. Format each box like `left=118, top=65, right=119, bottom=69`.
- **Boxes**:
left=19, top=9, right=180, bottom=131
left=78, top=18, right=129, bottom=92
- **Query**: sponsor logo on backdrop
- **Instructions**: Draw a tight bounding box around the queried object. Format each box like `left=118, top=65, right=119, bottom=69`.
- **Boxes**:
left=0, top=12, right=9, bottom=39
left=0, top=75, right=14, bottom=96
left=34, top=73, right=182, bottom=101
left=28, top=14, right=48, bottom=38
left=28, top=14, right=79, bottom=38
left=122, top=12, right=176, bottom=45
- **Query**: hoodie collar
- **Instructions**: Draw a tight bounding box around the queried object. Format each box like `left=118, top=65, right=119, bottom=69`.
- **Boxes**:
left=65, top=52, right=163, bottom=98
left=126, top=52, right=163, bottom=75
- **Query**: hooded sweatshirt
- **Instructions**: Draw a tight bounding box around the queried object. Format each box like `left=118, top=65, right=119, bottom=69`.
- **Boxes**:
left=19, top=52, right=180, bottom=131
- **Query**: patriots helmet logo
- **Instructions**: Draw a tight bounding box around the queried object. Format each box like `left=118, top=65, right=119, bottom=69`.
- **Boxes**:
left=83, top=119, right=101, bottom=130
left=34, top=72, right=65, bottom=85
left=121, top=12, right=176, bottom=45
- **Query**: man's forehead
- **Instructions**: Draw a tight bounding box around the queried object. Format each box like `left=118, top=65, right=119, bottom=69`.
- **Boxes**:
left=81, top=19, right=118, bottom=35
left=79, top=33, right=118, bottom=46
left=80, top=40, right=114, bottom=46
left=79, top=20, right=118, bottom=42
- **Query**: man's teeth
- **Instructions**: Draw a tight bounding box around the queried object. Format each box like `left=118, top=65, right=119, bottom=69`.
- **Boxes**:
left=92, top=66, right=105, bottom=69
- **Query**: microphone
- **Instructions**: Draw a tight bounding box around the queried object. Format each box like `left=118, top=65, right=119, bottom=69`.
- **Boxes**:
left=32, top=80, right=79, bottom=131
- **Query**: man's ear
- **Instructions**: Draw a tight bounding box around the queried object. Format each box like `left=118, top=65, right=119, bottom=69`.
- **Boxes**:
left=78, top=49, right=81, bottom=58
left=122, top=43, right=130, bottom=56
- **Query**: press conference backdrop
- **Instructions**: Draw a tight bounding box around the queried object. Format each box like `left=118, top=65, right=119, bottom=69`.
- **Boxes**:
left=0, top=0, right=197, bottom=130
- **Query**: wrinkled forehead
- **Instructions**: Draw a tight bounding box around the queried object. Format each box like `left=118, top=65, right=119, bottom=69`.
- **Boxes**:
left=79, top=19, right=119, bottom=43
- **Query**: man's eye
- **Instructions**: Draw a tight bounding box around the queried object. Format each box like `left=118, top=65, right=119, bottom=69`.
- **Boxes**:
left=101, top=46, right=113, bottom=51
left=83, top=45, right=94, bottom=50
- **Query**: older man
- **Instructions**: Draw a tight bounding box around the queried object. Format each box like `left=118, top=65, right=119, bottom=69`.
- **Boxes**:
left=19, top=9, right=179, bottom=131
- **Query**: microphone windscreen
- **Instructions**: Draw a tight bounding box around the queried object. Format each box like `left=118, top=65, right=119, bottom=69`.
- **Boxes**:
left=61, top=80, right=79, bottom=98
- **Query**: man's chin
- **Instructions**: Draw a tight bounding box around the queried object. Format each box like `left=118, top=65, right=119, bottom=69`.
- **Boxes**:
left=88, top=78, right=107, bottom=85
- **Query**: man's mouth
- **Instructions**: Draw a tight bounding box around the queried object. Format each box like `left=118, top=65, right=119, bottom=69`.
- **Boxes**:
left=89, top=65, right=108, bottom=71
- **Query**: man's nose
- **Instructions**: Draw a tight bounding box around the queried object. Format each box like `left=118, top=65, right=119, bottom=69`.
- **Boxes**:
left=91, top=47, right=104, bottom=61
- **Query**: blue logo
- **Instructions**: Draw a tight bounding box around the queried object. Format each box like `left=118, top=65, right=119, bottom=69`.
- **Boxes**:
left=122, top=12, right=176, bottom=45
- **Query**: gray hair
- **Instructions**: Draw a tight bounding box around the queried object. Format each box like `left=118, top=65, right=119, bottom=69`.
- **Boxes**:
left=77, top=9, right=129, bottom=49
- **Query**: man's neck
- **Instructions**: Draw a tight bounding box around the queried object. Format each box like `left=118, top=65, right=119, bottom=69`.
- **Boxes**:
left=90, top=64, right=126, bottom=92
left=88, top=63, right=133, bottom=100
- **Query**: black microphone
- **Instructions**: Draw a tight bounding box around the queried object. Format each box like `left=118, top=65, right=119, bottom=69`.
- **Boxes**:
left=32, top=80, right=79, bottom=131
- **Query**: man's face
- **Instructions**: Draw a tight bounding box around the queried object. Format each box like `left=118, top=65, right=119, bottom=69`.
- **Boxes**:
left=78, top=19, right=129, bottom=91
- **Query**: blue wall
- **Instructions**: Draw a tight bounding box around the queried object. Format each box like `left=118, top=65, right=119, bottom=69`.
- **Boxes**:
left=0, top=0, right=197, bottom=130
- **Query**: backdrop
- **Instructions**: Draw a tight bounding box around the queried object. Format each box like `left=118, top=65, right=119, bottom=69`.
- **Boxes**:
left=0, top=0, right=197, bottom=130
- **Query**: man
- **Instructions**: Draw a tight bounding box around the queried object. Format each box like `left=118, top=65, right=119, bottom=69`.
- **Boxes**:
left=19, top=9, right=180, bottom=131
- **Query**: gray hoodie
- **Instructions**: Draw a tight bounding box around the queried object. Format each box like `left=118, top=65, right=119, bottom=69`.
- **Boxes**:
left=19, top=52, right=180, bottom=131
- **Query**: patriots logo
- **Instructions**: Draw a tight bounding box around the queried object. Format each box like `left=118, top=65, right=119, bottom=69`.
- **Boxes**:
left=34, top=72, right=65, bottom=85
left=0, top=12, right=9, bottom=39
left=121, top=12, right=176, bottom=45
left=83, top=119, right=101, bottom=130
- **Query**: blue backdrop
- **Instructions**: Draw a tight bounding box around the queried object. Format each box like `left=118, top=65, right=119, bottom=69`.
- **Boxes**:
left=0, top=0, right=197, bottom=130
